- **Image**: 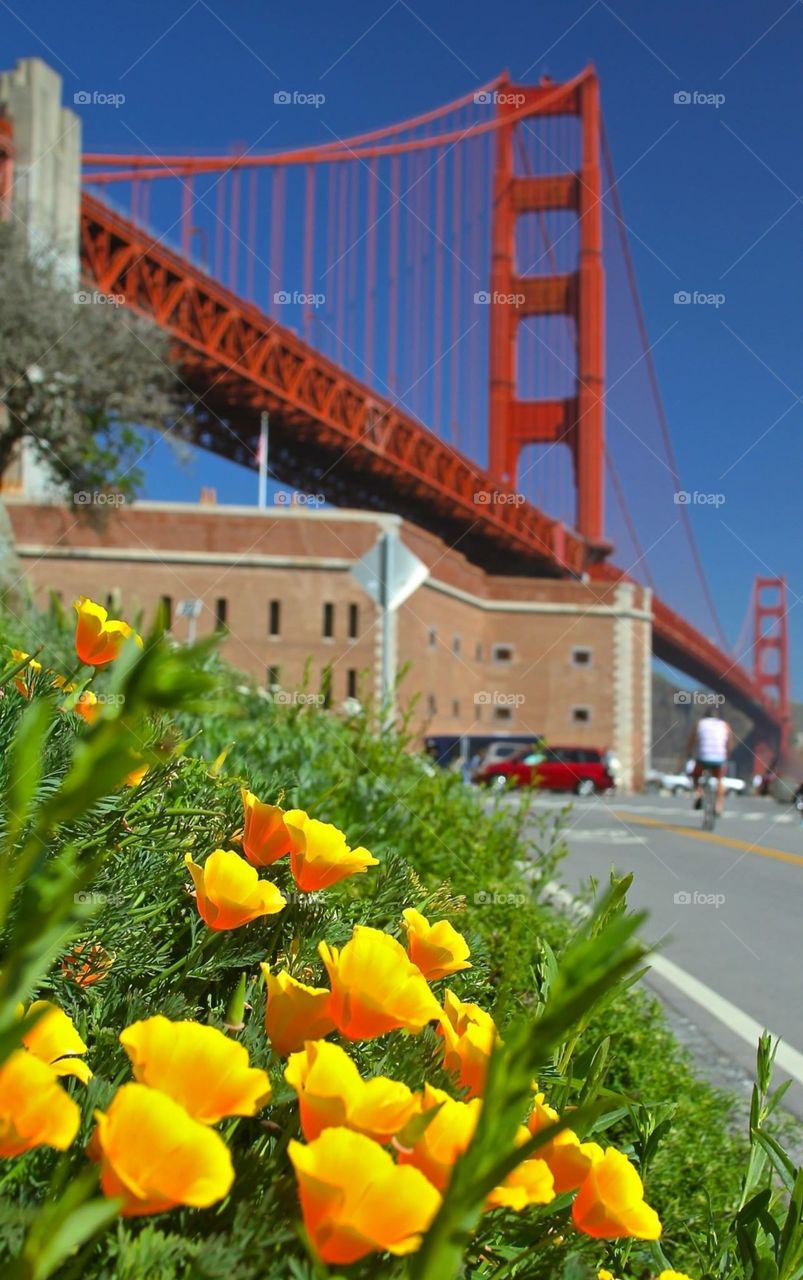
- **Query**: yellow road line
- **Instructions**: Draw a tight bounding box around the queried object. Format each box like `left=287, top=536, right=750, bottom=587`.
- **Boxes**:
left=611, top=811, right=803, bottom=868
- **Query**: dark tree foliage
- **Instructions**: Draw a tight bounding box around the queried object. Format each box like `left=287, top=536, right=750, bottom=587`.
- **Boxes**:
left=0, top=223, right=181, bottom=500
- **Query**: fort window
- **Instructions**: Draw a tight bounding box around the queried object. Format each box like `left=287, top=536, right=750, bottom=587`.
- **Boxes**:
left=491, top=644, right=514, bottom=665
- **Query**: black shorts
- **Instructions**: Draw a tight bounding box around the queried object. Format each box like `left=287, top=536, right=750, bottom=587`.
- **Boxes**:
left=692, top=759, right=725, bottom=780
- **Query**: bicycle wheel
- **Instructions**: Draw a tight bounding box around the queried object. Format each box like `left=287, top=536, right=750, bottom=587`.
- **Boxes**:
left=702, top=775, right=716, bottom=831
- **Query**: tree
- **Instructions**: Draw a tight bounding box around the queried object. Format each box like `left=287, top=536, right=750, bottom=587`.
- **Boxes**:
left=0, top=222, right=181, bottom=502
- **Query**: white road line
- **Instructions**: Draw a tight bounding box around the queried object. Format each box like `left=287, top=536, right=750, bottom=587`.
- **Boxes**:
left=544, top=881, right=803, bottom=1087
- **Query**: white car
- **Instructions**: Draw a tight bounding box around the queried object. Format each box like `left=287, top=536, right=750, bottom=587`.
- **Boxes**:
left=647, top=770, right=745, bottom=797
left=658, top=771, right=692, bottom=795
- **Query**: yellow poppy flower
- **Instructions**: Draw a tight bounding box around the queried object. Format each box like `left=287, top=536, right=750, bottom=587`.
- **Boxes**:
left=288, top=1126, right=441, bottom=1264
left=21, top=1000, right=92, bottom=1084
left=0, top=1050, right=80, bottom=1157
left=261, top=966, right=335, bottom=1057
left=119, top=1015, right=271, bottom=1124
left=90, top=1083, right=234, bottom=1217
left=73, top=596, right=142, bottom=667
left=437, top=989, right=498, bottom=1098
left=125, top=762, right=149, bottom=787
left=285, top=1039, right=418, bottom=1143
left=572, top=1148, right=662, bottom=1239
left=241, top=789, right=293, bottom=867
left=319, top=926, right=442, bottom=1040
left=185, top=849, right=286, bottom=931
left=284, top=809, right=379, bottom=892
left=657, top=1272, right=694, bottom=1280
left=402, top=907, right=471, bottom=981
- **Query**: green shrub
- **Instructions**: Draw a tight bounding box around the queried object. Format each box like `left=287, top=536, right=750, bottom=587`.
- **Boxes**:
left=0, top=600, right=799, bottom=1280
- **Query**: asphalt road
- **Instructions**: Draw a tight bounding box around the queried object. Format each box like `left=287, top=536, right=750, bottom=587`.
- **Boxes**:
left=511, top=788, right=803, bottom=1116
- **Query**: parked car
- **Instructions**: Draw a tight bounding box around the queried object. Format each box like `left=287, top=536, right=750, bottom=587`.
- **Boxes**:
left=475, top=746, right=616, bottom=796
left=470, top=739, right=544, bottom=779
left=424, top=734, right=541, bottom=770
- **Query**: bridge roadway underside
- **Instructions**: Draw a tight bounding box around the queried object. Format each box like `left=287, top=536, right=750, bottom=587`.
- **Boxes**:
left=180, top=374, right=569, bottom=579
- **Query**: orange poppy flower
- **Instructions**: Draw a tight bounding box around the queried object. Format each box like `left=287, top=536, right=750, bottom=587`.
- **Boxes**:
left=397, top=1083, right=481, bottom=1191
left=437, top=989, right=498, bottom=1098
left=72, top=689, right=100, bottom=724
left=402, top=908, right=471, bottom=981
left=285, top=1039, right=418, bottom=1143
left=119, top=1015, right=271, bottom=1123
left=185, top=849, right=286, bottom=931
left=572, top=1148, right=662, bottom=1239
left=319, top=925, right=442, bottom=1040
left=284, top=809, right=379, bottom=892
left=260, top=965, right=335, bottom=1057
left=125, top=762, right=149, bottom=787
left=398, top=1085, right=553, bottom=1210
left=10, top=649, right=42, bottom=697
left=241, top=789, right=293, bottom=866
left=90, top=1083, right=234, bottom=1217
left=527, top=1091, right=603, bottom=1193
left=485, top=1125, right=555, bottom=1210
left=288, top=1126, right=441, bottom=1263
left=73, top=596, right=143, bottom=667
left=0, top=1050, right=80, bottom=1157
left=60, top=941, right=114, bottom=988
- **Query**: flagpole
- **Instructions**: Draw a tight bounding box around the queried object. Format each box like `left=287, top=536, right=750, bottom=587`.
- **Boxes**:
left=257, top=411, right=269, bottom=509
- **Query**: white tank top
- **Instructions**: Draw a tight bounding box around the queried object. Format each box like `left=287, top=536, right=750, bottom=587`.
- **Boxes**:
left=695, top=717, right=729, bottom=763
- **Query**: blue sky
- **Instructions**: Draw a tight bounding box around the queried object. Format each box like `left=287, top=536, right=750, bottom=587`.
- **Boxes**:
left=1, top=0, right=800, bottom=691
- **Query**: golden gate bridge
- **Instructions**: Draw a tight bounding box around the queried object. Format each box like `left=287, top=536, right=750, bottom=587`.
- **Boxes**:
left=53, top=66, right=790, bottom=755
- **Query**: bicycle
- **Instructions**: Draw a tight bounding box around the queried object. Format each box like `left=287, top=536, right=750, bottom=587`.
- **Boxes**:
left=696, top=765, right=718, bottom=832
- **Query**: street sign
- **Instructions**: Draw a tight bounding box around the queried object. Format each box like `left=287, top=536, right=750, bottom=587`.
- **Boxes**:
left=176, top=599, right=203, bottom=619
left=350, top=532, right=428, bottom=610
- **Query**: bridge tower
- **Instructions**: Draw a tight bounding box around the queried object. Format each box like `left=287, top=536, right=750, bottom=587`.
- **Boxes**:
left=752, top=576, right=791, bottom=765
left=488, top=69, right=605, bottom=552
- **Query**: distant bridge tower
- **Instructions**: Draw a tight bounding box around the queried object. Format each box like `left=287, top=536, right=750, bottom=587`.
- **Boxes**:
left=752, top=576, right=791, bottom=761
left=488, top=69, right=605, bottom=552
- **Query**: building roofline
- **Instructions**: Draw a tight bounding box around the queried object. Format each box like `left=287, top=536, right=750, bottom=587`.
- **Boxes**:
left=2, top=495, right=402, bottom=528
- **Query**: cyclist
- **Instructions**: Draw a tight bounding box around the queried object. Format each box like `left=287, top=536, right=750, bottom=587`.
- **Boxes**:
left=688, top=707, right=732, bottom=818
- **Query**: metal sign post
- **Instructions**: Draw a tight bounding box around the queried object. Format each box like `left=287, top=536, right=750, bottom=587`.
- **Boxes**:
left=350, top=528, right=428, bottom=728
left=257, top=411, right=269, bottom=509
left=176, top=598, right=203, bottom=644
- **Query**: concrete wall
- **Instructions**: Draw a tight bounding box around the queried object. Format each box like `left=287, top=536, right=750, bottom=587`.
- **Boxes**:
left=0, top=57, right=81, bottom=275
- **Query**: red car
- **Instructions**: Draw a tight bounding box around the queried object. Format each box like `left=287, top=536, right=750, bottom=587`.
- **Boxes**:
left=476, top=746, right=615, bottom=796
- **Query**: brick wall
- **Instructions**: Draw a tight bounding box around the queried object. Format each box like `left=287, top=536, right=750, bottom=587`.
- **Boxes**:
left=8, top=499, right=652, bottom=786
